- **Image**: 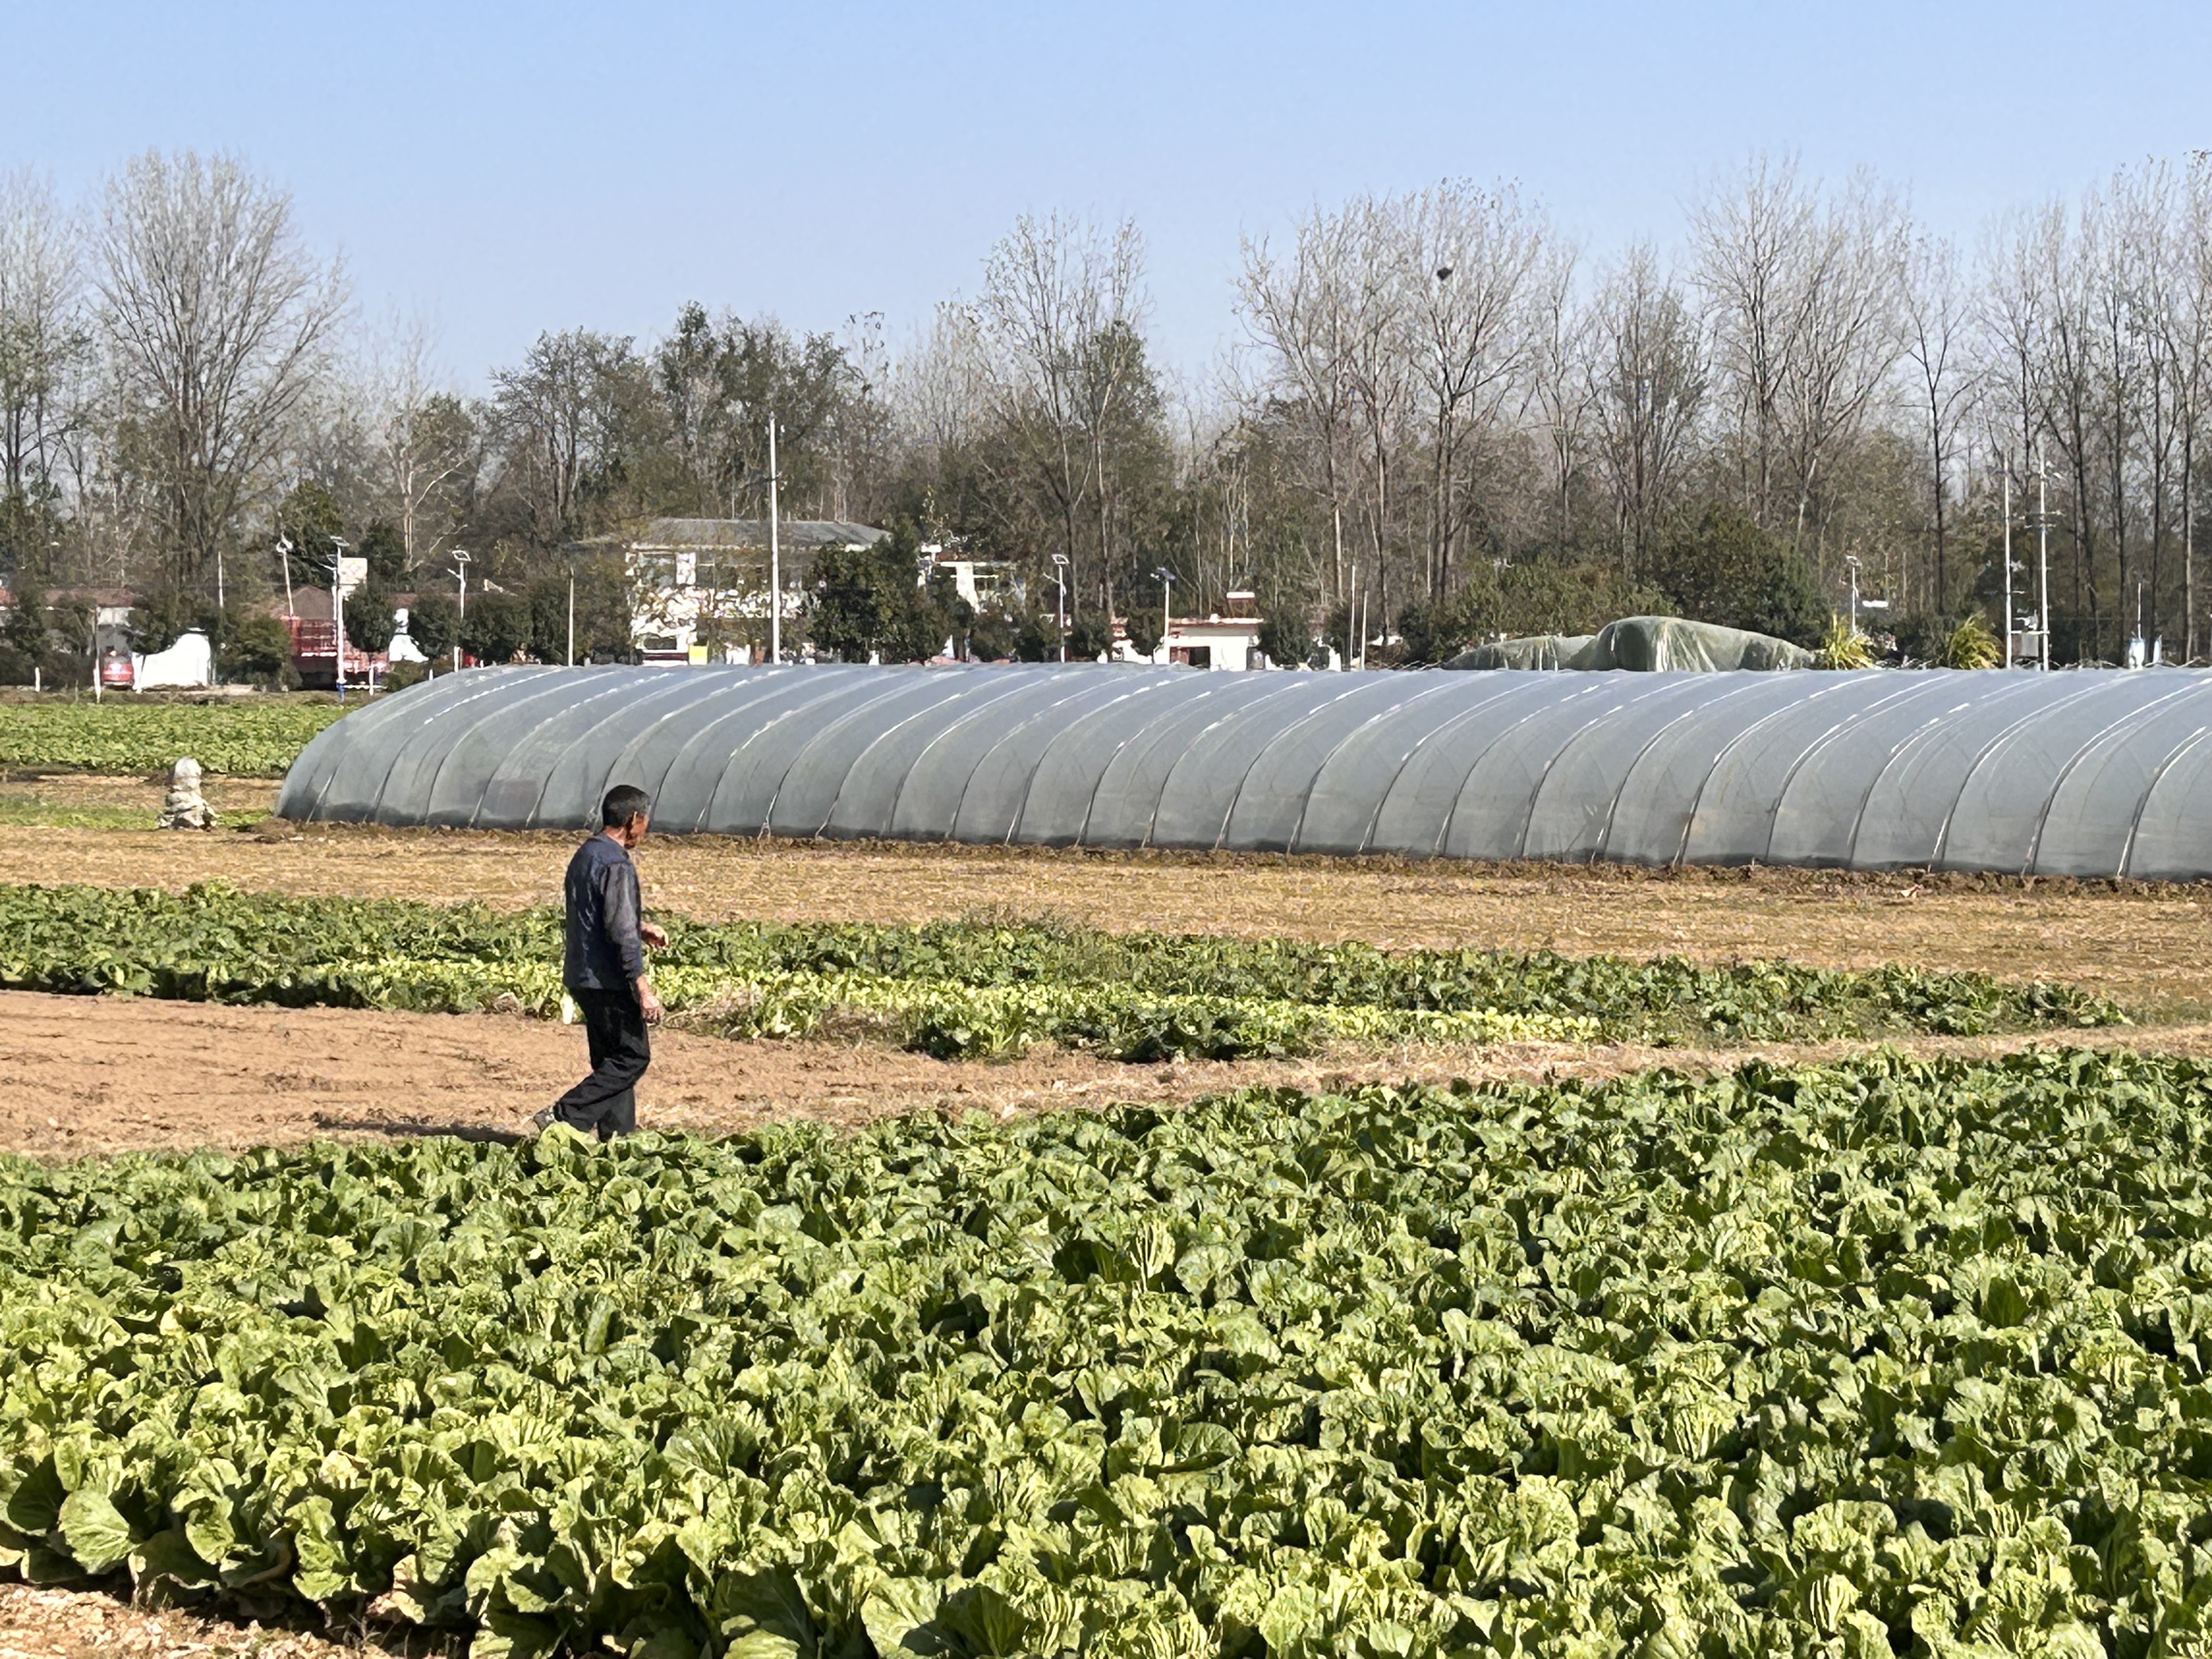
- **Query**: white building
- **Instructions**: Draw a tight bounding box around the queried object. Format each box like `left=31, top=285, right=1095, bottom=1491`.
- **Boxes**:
left=921, top=545, right=1017, bottom=613
left=1116, top=590, right=1274, bottom=670
left=625, top=517, right=884, bottom=664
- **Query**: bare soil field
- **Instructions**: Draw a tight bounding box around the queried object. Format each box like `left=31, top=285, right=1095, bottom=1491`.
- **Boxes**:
left=0, top=1581, right=430, bottom=1659
left=3, top=987, right=2204, bottom=1163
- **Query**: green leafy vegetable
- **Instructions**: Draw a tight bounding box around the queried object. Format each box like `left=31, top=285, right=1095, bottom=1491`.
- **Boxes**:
left=0, top=883, right=2121, bottom=1060
left=1, top=1049, right=2207, bottom=1656
left=0, top=700, right=346, bottom=778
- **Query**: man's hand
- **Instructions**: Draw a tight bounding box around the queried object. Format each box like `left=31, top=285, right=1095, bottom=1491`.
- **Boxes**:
left=639, top=921, right=669, bottom=950
left=637, top=982, right=665, bottom=1025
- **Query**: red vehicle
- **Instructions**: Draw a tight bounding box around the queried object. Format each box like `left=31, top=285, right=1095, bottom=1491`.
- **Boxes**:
left=285, top=617, right=387, bottom=688
left=98, top=650, right=134, bottom=690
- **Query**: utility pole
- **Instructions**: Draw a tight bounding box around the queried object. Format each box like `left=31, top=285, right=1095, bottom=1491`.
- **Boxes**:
left=2035, top=443, right=2052, bottom=672
left=2001, top=464, right=2015, bottom=667
left=1154, top=566, right=1176, bottom=664
left=1846, top=555, right=1861, bottom=637
left=766, top=414, right=782, bottom=665
left=567, top=569, right=575, bottom=667
left=330, top=537, right=352, bottom=698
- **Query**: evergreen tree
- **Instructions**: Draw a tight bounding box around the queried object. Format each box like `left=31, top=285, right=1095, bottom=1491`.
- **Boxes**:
left=346, top=574, right=399, bottom=654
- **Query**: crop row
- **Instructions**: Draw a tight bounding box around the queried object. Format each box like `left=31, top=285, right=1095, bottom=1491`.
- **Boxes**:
left=1, top=1049, right=2207, bottom=1656
left=0, top=699, right=347, bottom=777
left=0, top=883, right=2122, bottom=1058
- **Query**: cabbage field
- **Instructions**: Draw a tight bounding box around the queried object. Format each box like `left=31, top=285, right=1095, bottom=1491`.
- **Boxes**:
left=0, top=698, right=346, bottom=777
left=0, top=883, right=2122, bottom=1060
left=2, top=1049, right=2207, bottom=1657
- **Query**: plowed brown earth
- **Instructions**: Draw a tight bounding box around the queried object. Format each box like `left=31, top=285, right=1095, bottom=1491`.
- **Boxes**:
left=3, top=987, right=2204, bottom=1163
left=0, top=1581, right=432, bottom=1658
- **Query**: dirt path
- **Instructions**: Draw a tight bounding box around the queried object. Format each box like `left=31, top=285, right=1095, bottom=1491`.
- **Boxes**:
left=1, top=988, right=2202, bottom=1161
left=1, top=815, right=2209, bottom=1015
left=0, top=1582, right=426, bottom=1658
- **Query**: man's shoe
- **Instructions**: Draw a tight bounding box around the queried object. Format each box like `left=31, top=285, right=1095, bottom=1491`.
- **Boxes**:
left=529, top=1107, right=556, bottom=1133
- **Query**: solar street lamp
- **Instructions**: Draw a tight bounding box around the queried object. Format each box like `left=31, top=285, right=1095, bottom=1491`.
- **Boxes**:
left=1154, top=566, right=1176, bottom=664
left=1052, top=554, right=1069, bottom=663
left=448, top=548, right=472, bottom=673
left=329, top=538, right=352, bottom=697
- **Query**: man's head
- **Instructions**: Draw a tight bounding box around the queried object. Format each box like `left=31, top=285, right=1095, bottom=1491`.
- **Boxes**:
left=601, top=785, right=651, bottom=848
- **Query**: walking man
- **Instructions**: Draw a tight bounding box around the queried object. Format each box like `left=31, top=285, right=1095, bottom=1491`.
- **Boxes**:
left=535, top=784, right=667, bottom=1138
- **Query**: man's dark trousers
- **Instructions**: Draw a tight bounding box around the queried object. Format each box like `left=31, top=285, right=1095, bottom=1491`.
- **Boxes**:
left=553, top=988, right=650, bottom=1139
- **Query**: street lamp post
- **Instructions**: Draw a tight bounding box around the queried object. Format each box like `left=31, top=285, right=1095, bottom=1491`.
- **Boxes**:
left=329, top=538, right=352, bottom=697
left=449, top=548, right=472, bottom=673
left=1153, top=566, right=1176, bottom=664
left=1845, top=555, right=1861, bottom=638
left=1052, top=555, right=1069, bottom=662
left=766, top=415, right=782, bottom=665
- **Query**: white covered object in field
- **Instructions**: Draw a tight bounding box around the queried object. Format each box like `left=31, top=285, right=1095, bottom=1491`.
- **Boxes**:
left=133, top=630, right=214, bottom=689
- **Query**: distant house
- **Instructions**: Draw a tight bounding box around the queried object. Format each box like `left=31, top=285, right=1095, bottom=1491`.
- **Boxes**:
left=1116, top=589, right=1271, bottom=670
left=0, top=585, right=140, bottom=686
left=920, top=544, right=1018, bottom=614
left=283, top=567, right=396, bottom=686
left=626, top=517, right=884, bottom=664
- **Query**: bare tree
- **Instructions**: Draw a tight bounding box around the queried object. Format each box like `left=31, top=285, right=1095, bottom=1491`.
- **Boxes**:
left=1901, top=232, right=1981, bottom=608
left=2169, top=159, right=2212, bottom=659
left=93, top=150, right=345, bottom=588
left=369, top=313, right=475, bottom=572
left=1238, top=206, right=1359, bottom=602
left=1339, top=196, right=1415, bottom=641
left=1587, top=243, right=1706, bottom=572
left=978, top=212, right=1146, bottom=618
left=1403, top=182, right=1552, bottom=596
left=1524, top=243, right=1588, bottom=552
left=1692, top=156, right=1907, bottom=556
left=2023, top=198, right=2104, bottom=655
left=0, top=170, right=86, bottom=516
left=1771, top=171, right=1909, bottom=555
left=1692, top=154, right=1816, bottom=529
left=490, top=329, right=647, bottom=543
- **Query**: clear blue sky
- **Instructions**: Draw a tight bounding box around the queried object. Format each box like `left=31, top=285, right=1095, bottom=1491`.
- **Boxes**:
left=10, top=1, right=2210, bottom=386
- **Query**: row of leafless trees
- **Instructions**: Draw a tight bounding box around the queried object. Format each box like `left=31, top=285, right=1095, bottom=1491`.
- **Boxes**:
left=1229, top=155, right=2212, bottom=662
left=9, top=148, right=2212, bottom=661
left=0, top=153, right=342, bottom=595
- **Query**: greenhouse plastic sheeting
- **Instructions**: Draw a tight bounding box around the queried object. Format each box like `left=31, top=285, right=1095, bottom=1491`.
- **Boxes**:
left=275, top=663, right=2212, bottom=877
left=1448, top=616, right=1814, bottom=672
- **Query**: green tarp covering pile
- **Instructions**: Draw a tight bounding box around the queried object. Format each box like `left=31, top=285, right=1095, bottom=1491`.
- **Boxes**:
left=1446, top=614, right=1813, bottom=671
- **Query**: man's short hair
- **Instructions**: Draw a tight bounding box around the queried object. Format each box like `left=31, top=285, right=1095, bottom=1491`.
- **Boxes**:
left=601, top=785, right=651, bottom=828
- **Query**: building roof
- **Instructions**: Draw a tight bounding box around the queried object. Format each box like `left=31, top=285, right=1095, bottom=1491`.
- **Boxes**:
left=0, top=586, right=136, bottom=610
left=632, top=518, right=885, bottom=552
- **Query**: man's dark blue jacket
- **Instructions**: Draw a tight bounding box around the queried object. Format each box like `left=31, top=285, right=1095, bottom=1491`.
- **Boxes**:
left=564, top=833, right=646, bottom=992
